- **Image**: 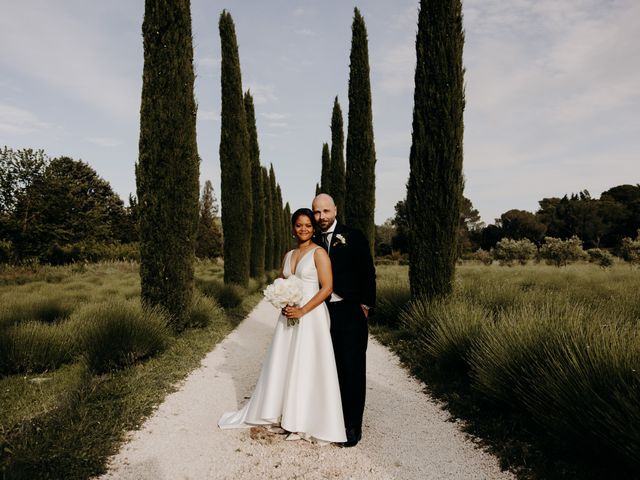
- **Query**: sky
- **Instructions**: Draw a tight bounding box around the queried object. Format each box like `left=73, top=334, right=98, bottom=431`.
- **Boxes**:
left=0, top=0, right=638, bottom=225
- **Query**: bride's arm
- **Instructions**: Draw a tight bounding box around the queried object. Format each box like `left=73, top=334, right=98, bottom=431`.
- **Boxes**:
left=283, top=248, right=333, bottom=318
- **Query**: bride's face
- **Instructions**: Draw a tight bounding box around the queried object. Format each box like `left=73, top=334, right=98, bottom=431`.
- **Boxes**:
left=293, top=215, right=314, bottom=242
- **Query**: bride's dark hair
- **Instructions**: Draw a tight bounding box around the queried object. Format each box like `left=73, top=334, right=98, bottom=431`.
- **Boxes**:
left=291, top=208, right=318, bottom=232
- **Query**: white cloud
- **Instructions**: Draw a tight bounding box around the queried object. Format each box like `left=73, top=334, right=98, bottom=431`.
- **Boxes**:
left=246, top=83, right=278, bottom=105
left=196, top=56, right=219, bottom=70
left=85, top=137, right=121, bottom=148
left=0, top=4, right=141, bottom=121
left=199, top=110, right=219, bottom=122
left=0, top=104, right=51, bottom=135
left=374, top=39, right=415, bottom=96
left=267, top=122, right=288, bottom=128
left=261, top=112, right=290, bottom=121
left=295, top=28, right=317, bottom=37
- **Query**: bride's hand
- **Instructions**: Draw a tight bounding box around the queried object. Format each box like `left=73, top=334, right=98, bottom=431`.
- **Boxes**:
left=283, top=306, right=305, bottom=318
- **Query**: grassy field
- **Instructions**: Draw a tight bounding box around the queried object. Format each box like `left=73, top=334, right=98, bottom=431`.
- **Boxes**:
left=373, top=262, right=640, bottom=479
left=0, top=261, right=264, bottom=480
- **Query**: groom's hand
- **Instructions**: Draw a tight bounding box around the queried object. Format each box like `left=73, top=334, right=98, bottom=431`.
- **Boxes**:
left=360, top=304, right=369, bottom=319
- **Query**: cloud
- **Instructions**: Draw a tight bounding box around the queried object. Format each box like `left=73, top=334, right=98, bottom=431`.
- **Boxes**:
left=267, top=122, right=288, bottom=128
left=199, top=110, right=220, bottom=122
left=295, top=28, right=317, bottom=37
left=246, top=83, right=278, bottom=105
left=374, top=37, right=415, bottom=96
left=261, top=112, right=290, bottom=121
left=85, top=136, right=121, bottom=148
left=196, top=56, right=219, bottom=70
left=0, top=103, right=52, bottom=135
left=0, top=4, right=141, bottom=122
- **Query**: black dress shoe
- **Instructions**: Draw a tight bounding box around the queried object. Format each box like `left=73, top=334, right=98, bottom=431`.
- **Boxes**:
left=338, top=427, right=362, bottom=447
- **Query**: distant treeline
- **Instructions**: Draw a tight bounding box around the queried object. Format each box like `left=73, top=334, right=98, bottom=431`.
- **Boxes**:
left=377, top=185, right=640, bottom=258
left=0, top=147, right=222, bottom=264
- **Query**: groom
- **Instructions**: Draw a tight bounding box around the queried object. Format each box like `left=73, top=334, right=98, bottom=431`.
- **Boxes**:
left=312, top=193, right=376, bottom=447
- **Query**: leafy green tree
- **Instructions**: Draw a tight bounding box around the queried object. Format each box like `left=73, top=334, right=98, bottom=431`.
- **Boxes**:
left=540, top=236, right=588, bottom=267
left=320, top=143, right=331, bottom=194
left=0, top=147, right=49, bottom=216
left=262, top=166, right=274, bottom=271
left=137, top=0, right=200, bottom=328
left=620, top=229, right=640, bottom=266
left=458, top=195, right=483, bottom=257
left=244, top=91, right=265, bottom=279
left=330, top=97, right=346, bottom=219
left=407, top=0, right=465, bottom=299
left=391, top=199, right=409, bottom=253
left=493, top=238, right=537, bottom=266
left=196, top=180, right=223, bottom=258
left=498, top=209, right=547, bottom=245
left=345, top=8, right=376, bottom=253
left=15, top=157, right=127, bottom=259
left=219, top=10, right=252, bottom=287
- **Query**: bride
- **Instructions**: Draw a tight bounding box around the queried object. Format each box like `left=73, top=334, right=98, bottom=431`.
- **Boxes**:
left=218, top=208, right=346, bottom=444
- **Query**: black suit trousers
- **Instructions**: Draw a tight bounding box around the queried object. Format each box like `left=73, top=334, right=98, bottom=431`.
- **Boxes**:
left=328, top=300, right=368, bottom=430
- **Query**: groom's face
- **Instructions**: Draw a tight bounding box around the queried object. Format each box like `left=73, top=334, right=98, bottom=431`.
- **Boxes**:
left=312, top=197, right=337, bottom=232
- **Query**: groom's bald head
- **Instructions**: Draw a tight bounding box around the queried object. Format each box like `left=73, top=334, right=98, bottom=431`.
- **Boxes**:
left=312, top=194, right=337, bottom=232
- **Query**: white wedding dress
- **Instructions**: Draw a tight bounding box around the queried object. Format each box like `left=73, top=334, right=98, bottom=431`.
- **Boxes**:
left=218, top=247, right=346, bottom=443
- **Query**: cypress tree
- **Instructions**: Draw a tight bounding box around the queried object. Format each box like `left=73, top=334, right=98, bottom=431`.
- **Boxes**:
left=262, top=166, right=274, bottom=272
left=244, top=91, right=265, bottom=279
left=283, top=201, right=292, bottom=252
left=345, top=8, right=376, bottom=254
left=137, top=0, right=199, bottom=329
left=315, top=183, right=321, bottom=196
left=320, top=143, right=331, bottom=194
left=269, top=165, right=281, bottom=269
left=276, top=184, right=285, bottom=260
left=330, top=96, right=346, bottom=220
left=219, top=10, right=252, bottom=287
left=407, top=0, right=465, bottom=299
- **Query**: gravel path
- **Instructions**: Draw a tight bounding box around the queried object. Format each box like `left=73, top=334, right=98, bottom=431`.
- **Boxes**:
left=99, top=300, right=514, bottom=480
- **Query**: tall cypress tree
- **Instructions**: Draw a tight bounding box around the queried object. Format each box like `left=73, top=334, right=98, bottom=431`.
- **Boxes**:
left=269, top=165, right=281, bottom=269
left=407, top=0, right=465, bottom=299
left=244, top=91, right=265, bottom=280
left=315, top=183, right=321, bottom=196
left=262, top=166, right=274, bottom=272
left=276, top=184, right=286, bottom=261
left=345, top=8, right=376, bottom=254
left=283, top=201, right=292, bottom=252
left=219, top=10, right=252, bottom=287
left=330, top=96, right=346, bottom=220
left=320, top=143, right=331, bottom=194
left=137, top=0, right=199, bottom=330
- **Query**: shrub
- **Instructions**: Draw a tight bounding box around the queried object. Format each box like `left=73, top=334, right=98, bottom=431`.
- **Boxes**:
left=186, top=291, right=223, bottom=328
left=215, top=283, right=246, bottom=309
left=0, top=240, right=15, bottom=263
left=0, top=294, right=77, bottom=326
left=539, top=235, right=588, bottom=266
left=492, top=238, right=537, bottom=266
left=401, top=298, right=488, bottom=376
left=469, top=303, right=640, bottom=467
left=71, top=300, right=171, bottom=373
left=0, top=321, right=75, bottom=375
left=620, top=229, right=640, bottom=266
left=587, top=248, right=614, bottom=268
left=471, top=248, right=492, bottom=265
left=373, top=283, right=411, bottom=327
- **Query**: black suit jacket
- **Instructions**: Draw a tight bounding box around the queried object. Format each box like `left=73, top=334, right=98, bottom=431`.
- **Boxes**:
left=315, top=223, right=376, bottom=309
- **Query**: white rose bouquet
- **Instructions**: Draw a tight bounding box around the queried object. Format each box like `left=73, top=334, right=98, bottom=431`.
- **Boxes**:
left=263, top=276, right=304, bottom=326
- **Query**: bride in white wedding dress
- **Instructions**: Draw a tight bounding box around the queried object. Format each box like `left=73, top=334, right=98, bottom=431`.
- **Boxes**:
left=218, top=208, right=346, bottom=444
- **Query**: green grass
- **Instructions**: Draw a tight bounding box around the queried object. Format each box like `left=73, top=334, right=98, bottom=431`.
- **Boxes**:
left=372, top=262, right=640, bottom=479
left=0, top=261, right=263, bottom=479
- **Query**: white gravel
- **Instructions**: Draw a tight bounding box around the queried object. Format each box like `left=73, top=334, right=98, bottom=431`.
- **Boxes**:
left=99, top=300, right=514, bottom=480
